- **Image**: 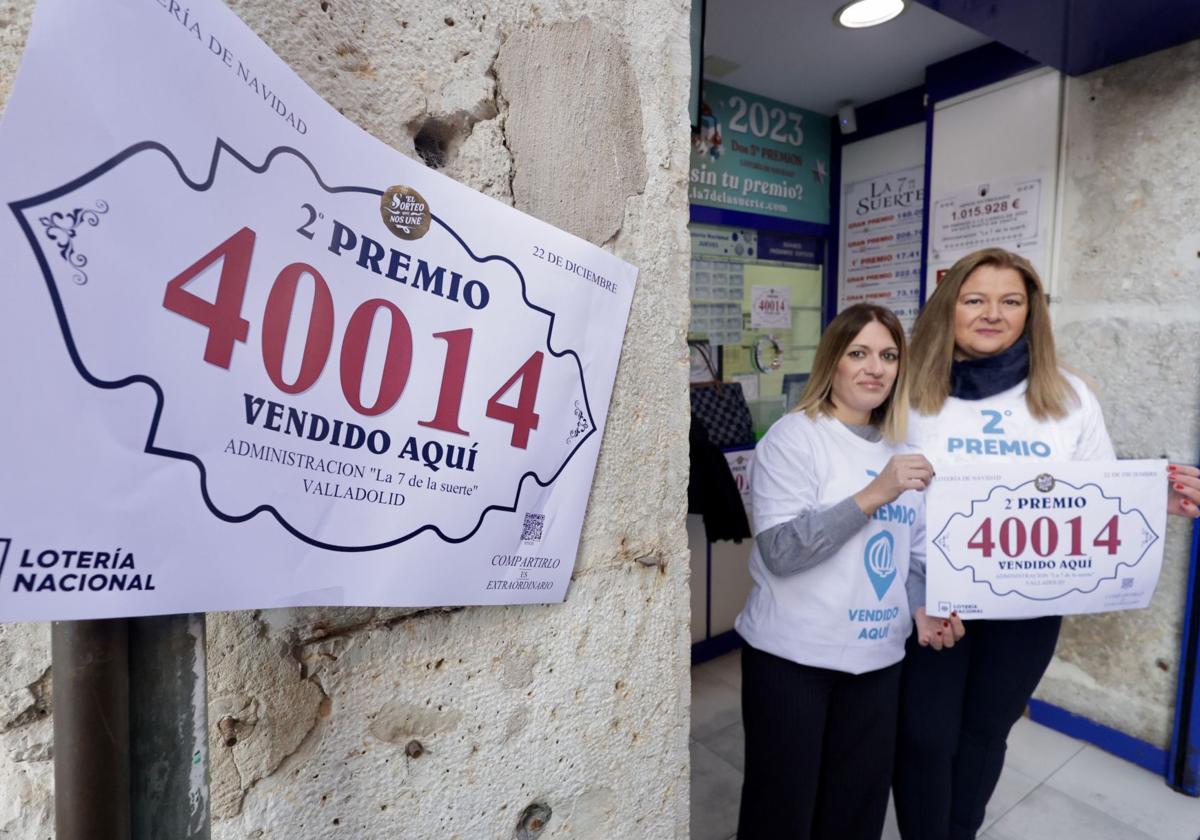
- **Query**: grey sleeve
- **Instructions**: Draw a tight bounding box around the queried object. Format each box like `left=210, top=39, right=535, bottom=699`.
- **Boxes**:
left=906, top=502, right=927, bottom=615
left=905, top=560, right=926, bottom=616
left=755, top=496, right=868, bottom=577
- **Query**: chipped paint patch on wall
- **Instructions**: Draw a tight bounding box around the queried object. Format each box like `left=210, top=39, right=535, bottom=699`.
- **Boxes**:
left=495, top=18, right=649, bottom=245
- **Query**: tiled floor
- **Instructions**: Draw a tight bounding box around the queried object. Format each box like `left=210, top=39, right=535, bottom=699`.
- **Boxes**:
left=691, top=649, right=1200, bottom=840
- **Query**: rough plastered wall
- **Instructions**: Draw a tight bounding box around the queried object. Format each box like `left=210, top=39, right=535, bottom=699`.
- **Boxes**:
left=0, top=0, right=695, bottom=837
left=1038, top=39, right=1200, bottom=747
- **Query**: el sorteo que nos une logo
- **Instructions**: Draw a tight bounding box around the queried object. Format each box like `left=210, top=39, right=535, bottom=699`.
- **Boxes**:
left=380, top=185, right=431, bottom=240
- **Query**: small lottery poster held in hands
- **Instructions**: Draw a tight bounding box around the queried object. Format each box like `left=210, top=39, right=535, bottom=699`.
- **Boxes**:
left=925, top=461, right=1168, bottom=619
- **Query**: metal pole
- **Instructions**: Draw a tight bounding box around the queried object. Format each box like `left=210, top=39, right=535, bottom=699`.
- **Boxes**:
left=51, top=618, right=132, bottom=840
left=129, top=613, right=210, bottom=839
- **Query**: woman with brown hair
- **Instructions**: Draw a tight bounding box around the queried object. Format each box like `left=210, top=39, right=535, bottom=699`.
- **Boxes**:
left=891, top=247, right=1200, bottom=840
left=734, top=303, right=954, bottom=840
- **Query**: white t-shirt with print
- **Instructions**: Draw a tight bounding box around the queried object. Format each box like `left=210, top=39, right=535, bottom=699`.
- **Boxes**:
left=907, top=370, right=1115, bottom=466
left=735, top=412, right=925, bottom=675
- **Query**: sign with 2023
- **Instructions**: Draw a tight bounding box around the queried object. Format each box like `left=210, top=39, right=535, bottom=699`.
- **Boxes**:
left=689, top=80, right=831, bottom=224
left=0, top=0, right=637, bottom=620
left=926, top=461, right=1167, bottom=619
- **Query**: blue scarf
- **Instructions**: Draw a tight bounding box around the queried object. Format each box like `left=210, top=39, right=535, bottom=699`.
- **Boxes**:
left=949, top=336, right=1030, bottom=400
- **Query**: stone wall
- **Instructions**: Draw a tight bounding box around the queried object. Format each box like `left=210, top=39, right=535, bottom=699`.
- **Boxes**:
left=0, top=0, right=694, bottom=837
left=1039, top=39, right=1200, bottom=747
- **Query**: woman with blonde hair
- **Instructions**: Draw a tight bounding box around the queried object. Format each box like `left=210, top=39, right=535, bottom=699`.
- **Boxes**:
left=891, top=247, right=1200, bottom=840
left=734, top=303, right=953, bottom=840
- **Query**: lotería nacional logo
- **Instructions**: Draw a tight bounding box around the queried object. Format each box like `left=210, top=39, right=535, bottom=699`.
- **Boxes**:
left=380, top=185, right=431, bottom=240
left=1035, top=473, right=1056, bottom=493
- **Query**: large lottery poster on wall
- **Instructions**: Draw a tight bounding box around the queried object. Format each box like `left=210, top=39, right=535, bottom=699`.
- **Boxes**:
left=0, top=0, right=637, bottom=620
left=690, top=80, right=831, bottom=224
left=838, top=165, right=923, bottom=333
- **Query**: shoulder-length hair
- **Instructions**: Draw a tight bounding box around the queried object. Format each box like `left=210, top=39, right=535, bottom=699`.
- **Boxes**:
left=793, top=303, right=909, bottom=442
left=907, top=247, right=1073, bottom=420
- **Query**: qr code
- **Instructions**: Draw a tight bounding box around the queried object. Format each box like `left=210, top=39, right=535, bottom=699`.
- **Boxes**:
left=521, top=513, right=545, bottom=543
left=1121, top=577, right=1134, bottom=590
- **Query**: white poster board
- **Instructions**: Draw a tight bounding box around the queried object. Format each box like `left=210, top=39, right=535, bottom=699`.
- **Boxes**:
left=0, top=0, right=637, bottom=620
left=750, top=285, right=792, bottom=329
left=722, top=448, right=755, bottom=523
left=926, top=68, right=1062, bottom=297
left=928, top=174, right=1043, bottom=282
left=839, top=164, right=924, bottom=333
left=926, top=460, right=1167, bottom=619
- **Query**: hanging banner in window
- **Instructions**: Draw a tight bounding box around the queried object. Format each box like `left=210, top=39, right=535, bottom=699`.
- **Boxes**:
left=690, top=80, right=831, bottom=224
left=0, top=0, right=637, bottom=620
left=928, top=175, right=1043, bottom=291
left=838, top=165, right=923, bottom=333
left=925, top=460, right=1167, bottom=619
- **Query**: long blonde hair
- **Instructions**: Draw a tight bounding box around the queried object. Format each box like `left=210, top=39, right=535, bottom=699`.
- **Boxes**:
left=908, top=248, right=1073, bottom=419
left=794, top=303, right=909, bottom=442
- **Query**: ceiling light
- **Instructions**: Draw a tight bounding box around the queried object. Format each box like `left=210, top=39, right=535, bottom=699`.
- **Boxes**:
left=834, top=0, right=906, bottom=29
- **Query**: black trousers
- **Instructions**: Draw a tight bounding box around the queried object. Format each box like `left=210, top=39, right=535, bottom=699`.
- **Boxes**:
left=892, top=616, right=1062, bottom=840
left=738, top=642, right=901, bottom=840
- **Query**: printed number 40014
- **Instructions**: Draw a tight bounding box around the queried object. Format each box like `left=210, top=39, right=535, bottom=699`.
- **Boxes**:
left=966, top=515, right=1120, bottom=559
left=162, top=227, right=544, bottom=448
